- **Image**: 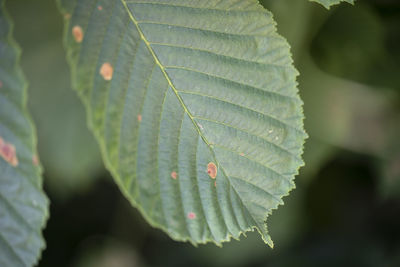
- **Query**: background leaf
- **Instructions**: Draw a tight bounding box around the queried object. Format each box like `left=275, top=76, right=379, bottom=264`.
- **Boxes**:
left=5, top=0, right=105, bottom=200
left=0, top=0, right=49, bottom=266
left=58, top=0, right=306, bottom=246
left=309, top=0, right=355, bottom=9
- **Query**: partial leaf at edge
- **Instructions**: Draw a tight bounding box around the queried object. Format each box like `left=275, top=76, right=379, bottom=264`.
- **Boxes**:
left=309, top=0, right=355, bottom=9
left=0, top=0, right=49, bottom=266
left=58, top=0, right=306, bottom=247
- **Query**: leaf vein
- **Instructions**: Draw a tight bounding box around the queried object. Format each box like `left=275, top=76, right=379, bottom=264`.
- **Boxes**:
left=149, top=42, right=291, bottom=68
left=178, top=90, right=302, bottom=132
left=165, top=65, right=298, bottom=100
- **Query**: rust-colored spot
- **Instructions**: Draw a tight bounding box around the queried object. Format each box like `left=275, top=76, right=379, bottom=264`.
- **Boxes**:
left=97, top=5, right=103, bottom=11
left=100, top=62, right=113, bottom=81
left=240, top=152, right=245, bottom=156
left=187, top=212, right=196, bottom=219
left=214, top=181, right=217, bottom=187
left=137, top=114, right=142, bottom=122
left=207, top=162, right=217, bottom=179
left=171, top=171, right=177, bottom=179
left=72, top=25, right=83, bottom=43
left=32, top=155, right=39, bottom=166
left=0, top=137, right=18, bottom=167
left=64, top=13, right=71, bottom=19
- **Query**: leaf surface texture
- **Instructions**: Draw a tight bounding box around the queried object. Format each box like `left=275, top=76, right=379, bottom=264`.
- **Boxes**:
left=58, top=0, right=306, bottom=246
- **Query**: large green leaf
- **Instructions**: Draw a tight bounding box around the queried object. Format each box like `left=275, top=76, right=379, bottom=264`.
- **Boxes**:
left=0, top=0, right=49, bottom=266
left=58, top=0, right=306, bottom=247
left=309, top=0, right=355, bottom=9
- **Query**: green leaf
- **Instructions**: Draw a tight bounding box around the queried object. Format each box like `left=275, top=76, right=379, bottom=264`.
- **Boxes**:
left=0, top=0, right=49, bottom=266
left=309, top=0, right=355, bottom=9
left=58, top=0, right=306, bottom=247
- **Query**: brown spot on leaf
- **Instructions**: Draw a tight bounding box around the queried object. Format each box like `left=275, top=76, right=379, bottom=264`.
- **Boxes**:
left=32, top=155, right=39, bottom=166
left=187, top=212, right=196, bottom=219
left=171, top=171, right=177, bottom=179
left=240, top=152, right=245, bottom=156
left=137, top=114, right=142, bottom=122
left=0, top=80, right=3, bottom=88
left=214, top=181, right=217, bottom=187
left=97, top=5, right=103, bottom=11
left=0, top=137, right=18, bottom=167
left=207, top=162, right=217, bottom=179
left=100, top=62, right=113, bottom=81
left=72, top=25, right=83, bottom=43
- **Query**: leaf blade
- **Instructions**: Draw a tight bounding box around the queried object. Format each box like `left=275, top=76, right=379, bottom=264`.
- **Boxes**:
left=58, top=0, right=306, bottom=246
left=0, top=1, right=49, bottom=266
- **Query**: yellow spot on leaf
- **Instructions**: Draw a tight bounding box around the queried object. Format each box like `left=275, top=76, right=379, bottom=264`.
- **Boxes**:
left=207, top=162, right=217, bottom=179
left=0, top=137, right=18, bottom=167
left=100, top=62, right=113, bottom=81
left=72, top=25, right=83, bottom=43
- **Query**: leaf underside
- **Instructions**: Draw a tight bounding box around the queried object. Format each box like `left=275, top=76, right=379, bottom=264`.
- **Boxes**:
left=0, top=1, right=49, bottom=266
left=309, top=0, right=355, bottom=9
left=58, top=0, right=306, bottom=247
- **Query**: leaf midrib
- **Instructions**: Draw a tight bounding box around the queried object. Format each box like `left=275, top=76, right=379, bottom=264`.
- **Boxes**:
left=120, top=0, right=273, bottom=242
left=120, top=0, right=214, bottom=151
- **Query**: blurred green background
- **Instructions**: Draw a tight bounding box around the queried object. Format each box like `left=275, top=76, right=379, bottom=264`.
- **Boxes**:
left=6, top=0, right=400, bottom=266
